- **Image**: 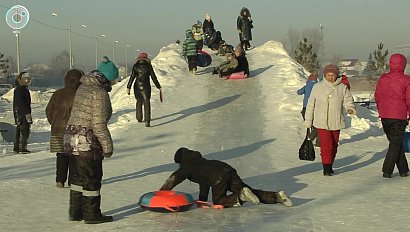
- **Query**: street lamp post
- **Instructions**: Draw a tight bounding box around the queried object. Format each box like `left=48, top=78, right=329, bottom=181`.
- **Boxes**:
left=16, top=31, right=20, bottom=74
left=125, top=45, right=130, bottom=78
left=52, top=13, right=72, bottom=69
left=112, top=40, right=119, bottom=63
left=319, top=23, right=325, bottom=64
left=69, top=25, right=73, bottom=69
left=95, top=36, right=98, bottom=68
left=80, top=24, right=99, bottom=69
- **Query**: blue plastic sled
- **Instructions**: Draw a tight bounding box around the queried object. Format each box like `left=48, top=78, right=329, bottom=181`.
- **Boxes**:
left=197, top=50, right=212, bottom=67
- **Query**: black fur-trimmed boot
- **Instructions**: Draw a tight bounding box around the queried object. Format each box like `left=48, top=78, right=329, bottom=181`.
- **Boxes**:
left=69, top=190, right=83, bottom=221
left=83, top=196, right=113, bottom=224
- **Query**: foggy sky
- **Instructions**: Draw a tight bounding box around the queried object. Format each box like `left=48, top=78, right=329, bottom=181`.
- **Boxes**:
left=1, top=0, right=409, bottom=70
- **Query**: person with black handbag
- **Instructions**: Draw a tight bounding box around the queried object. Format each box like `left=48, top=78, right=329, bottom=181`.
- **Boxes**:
left=305, top=64, right=356, bottom=176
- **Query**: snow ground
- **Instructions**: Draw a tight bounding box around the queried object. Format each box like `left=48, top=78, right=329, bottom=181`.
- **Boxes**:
left=0, top=41, right=409, bottom=232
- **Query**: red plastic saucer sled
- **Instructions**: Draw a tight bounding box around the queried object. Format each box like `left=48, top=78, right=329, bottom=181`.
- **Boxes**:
left=224, top=71, right=245, bottom=79
left=138, top=191, right=195, bottom=212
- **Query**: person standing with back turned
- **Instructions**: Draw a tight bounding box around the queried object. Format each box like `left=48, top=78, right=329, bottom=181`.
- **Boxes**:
left=127, top=52, right=162, bottom=127
left=46, top=69, right=84, bottom=188
left=375, top=53, right=410, bottom=178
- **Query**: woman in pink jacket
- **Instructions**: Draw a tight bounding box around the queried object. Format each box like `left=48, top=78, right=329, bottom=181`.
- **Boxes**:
left=375, top=53, right=410, bottom=178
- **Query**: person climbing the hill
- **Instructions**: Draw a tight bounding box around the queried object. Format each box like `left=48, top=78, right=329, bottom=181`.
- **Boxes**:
left=127, top=52, right=162, bottom=127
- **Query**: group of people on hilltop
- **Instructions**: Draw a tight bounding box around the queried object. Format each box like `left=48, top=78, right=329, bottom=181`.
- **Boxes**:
left=182, top=7, right=254, bottom=77
left=297, top=53, right=410, bottom=178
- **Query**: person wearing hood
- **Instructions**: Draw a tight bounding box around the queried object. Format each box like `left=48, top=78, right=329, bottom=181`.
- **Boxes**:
left=126, top=52, right=162, bottom=127
left=160, top=147, right=293, bottom=208
left=13, top=72, right=32, bottom=154
left=97, top=56, right=119, bottom=86
left=233, top=45, right=250, bottom=78
left=305, top=64, right=356, bottom=176
left=64, top=70, right=113, bottom=224
left=203, top=13, right=214, bottom=33
left=375, top=53, right=410, bottom=178
left=192, top=20, right=204, bottom=50
left=297, top=71, right=319, bottom=146
left=237, top=7, right=253, bottom=51
left=182, top=29, right=198, bottom=74
left=46, top=69, right=84, bottom=188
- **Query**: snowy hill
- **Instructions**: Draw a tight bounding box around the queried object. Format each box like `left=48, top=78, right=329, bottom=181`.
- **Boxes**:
left=0, top=41, right=408, bottom=232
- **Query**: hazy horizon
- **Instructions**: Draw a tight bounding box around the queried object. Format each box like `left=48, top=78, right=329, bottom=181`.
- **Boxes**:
left=1, top=0, right=410, bottom=70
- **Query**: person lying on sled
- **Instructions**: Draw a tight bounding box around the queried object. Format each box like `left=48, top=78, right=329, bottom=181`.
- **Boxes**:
left=160, top=147, right=293, bottom=208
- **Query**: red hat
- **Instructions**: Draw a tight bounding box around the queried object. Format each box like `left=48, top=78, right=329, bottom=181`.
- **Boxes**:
left=138, top=52, right=148, bottom=59
left=307, top=73, right=317, bottom=81
left=323, top=64, right=339, bottom=76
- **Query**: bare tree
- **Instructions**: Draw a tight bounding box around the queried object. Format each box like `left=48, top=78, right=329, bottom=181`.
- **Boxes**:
left=329, top=54, right=344, bottom=66
left=48, top=50, right=70, bottom=85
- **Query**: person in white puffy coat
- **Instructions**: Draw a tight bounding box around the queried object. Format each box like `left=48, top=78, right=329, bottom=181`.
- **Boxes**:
left=305, top=64, right=356, bottom=176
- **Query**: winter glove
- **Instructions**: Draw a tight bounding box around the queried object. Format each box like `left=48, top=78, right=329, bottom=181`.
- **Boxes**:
left=103, top=151, right=113, bottom=158
left=25, top=114, right=33, bottom=124
left=126, top=88, right=130, bottom=95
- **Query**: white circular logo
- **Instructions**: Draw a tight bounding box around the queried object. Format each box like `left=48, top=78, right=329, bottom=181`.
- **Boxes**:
left=6, top=5, right=30, bottom=30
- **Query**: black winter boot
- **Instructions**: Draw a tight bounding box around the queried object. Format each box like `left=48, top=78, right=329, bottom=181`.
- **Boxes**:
left=19, top=139, right=31, bottom=154
left=83, top=196, right=113, bottom=224
left=69, top=190, right=83, bottom=221
left=323, top=164, right=333, bottom=176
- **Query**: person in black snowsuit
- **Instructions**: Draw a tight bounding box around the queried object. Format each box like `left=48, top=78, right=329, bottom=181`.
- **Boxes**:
left=127, top=52, right=162, bottom=127
left=237, top=7, right=253, bottom=51
left=13, top=72, right=32, bottom=154
left=160, top=147, right=293, bottom=208
left=233, top=45, right=250, bottom=78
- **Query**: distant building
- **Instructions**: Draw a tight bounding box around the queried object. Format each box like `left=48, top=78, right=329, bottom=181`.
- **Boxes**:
left=338, top=59, right=363, bottom=77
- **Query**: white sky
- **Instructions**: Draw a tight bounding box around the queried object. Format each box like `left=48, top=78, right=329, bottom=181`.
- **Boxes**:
left=0, top=40, right=409, bottom=232
left=1, top=0, right=410, bottom=69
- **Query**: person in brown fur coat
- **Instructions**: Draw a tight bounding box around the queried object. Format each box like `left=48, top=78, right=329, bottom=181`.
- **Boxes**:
left=46, top=69, right=84, bottom=188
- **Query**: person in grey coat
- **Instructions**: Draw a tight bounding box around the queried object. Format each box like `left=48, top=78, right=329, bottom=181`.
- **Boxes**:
left=64, top=70, right=113, bottom=224
left=305, top=64, right=356, bottom=176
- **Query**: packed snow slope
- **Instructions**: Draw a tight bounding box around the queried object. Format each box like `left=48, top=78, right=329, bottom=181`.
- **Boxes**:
left=0, top=41, right=409, bottom=232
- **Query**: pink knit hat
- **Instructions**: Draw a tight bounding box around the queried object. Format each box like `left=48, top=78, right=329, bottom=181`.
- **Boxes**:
left=323, top=64, right=339, bottom=76
left=138, top=52, right=148, bottom=59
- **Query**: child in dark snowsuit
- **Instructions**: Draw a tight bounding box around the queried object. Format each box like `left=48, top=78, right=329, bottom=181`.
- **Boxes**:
left=160, top=147, right=292, bottom=208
